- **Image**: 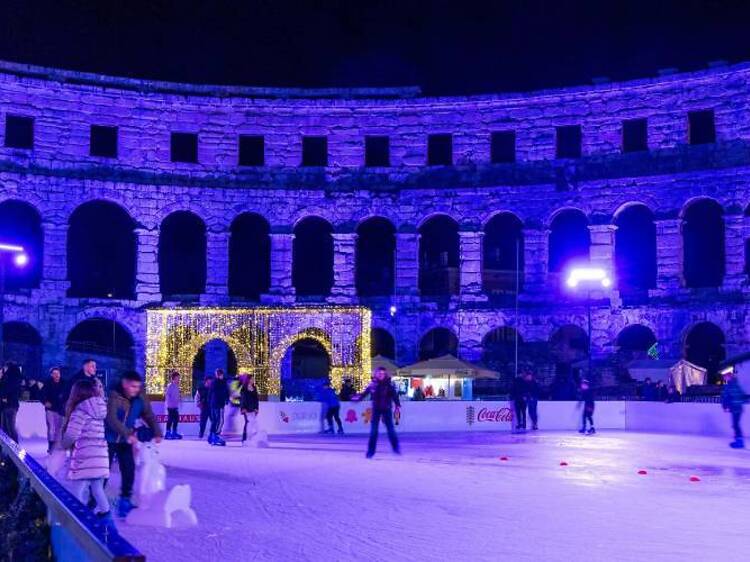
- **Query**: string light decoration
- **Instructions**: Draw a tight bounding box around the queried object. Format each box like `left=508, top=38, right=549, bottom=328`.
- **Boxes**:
left=145, top=306, right=372, bottom=397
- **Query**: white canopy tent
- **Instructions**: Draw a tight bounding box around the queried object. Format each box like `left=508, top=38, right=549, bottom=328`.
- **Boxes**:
left=396, top=355, right=498, bottom=400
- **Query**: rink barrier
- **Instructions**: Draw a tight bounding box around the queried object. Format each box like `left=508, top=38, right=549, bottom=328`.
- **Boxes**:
left=0, top=430, right=145, bottom=562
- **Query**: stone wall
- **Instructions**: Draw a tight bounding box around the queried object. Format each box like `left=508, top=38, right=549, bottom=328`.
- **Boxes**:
left=0, top=60, right=749, bottom=385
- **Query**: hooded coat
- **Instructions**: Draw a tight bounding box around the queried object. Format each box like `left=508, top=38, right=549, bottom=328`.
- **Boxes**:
left=62, top=396, right=110, bottom=480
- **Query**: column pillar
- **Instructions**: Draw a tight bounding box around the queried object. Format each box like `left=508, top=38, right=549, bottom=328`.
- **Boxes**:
left=394, top=230, right=420, bottom=300
left=723, top=213, right=745, bottom=291
left=458, top=230, right=486, bottom=301
left=262, top=229, right=295, bottom=304
left=135, top=227, right=161, bottom=303
left=329, top=232, right=357, bottom=304
left=522, top=228, right=549, bottom=294
left=202, top=230, right=229, bottom=305
left=40, top=222, right=69, bottom=297
left=654, top=218, right=683, bottom=292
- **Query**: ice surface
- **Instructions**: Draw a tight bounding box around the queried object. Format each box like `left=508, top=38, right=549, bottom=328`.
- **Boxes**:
left=24, top=431, right=750, bottom=561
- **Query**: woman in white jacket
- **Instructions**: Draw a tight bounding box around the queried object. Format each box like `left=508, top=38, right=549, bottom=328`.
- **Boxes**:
left=62, top=377, right=110, bottom=518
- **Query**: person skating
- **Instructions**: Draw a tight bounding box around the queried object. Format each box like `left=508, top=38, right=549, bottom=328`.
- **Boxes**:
left=105, top=371, right=162, bottom=518
left=61, top=378, right=111, bottom=520
left=207, top=369, right=229, bottom=446
left=239, top=374, right=260, bottom=445
left=0, top=362, right=22, bottom=442
left=523, top=371, right=540, bottom=430
left=320, top=381, right=344, bottom=434
left=353, top=367, right=401, bottom=458
left=721, top=370, right=748, bottom=449
left=64, top=358, right=98, bottom=403
left=510, top=374, right=527, bottom=430
left=41, top=366, right=67, bottom=452
left=164, top=371, right=183, bottom=440
left=579, top=380, right=596, bottom=435
left=339, top=379, right=355, bottom=401
left=195, top=375, right=213, bottom=439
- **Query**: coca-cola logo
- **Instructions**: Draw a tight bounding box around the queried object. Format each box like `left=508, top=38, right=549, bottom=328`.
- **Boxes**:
left=475, top=407, right=513, bottom=423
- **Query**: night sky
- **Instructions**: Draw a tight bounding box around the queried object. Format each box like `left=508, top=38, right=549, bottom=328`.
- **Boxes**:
left=1, top=0, right=749, bottom=95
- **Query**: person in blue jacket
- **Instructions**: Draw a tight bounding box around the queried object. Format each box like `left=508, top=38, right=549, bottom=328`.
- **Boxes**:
left=207, top=369, right=229, bottom=446
left=319, top=381, right=344, bottom=435
left=721, top=370, right=748, bottom=449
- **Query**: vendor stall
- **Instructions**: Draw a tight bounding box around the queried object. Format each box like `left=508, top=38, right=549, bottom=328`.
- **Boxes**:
left=396, top=354, right=498, bottom=400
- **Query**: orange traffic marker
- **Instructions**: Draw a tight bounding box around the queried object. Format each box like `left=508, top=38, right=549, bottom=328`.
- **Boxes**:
left=560, top=461, right=569, bottom=466
left=637, top=469, right=648, bottom=475
left=499, top=456, right=509, bottom=461
left=689, top=475, right=701, bottom=482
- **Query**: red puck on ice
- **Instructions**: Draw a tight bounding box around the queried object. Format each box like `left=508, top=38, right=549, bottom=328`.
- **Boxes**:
left=560, top=461, right=569, bottom=466
left=637, top=470, right=648, bottom=475
left=689, top=475, right=701, bottom=482
left=499, top=456, right=509, bottom=461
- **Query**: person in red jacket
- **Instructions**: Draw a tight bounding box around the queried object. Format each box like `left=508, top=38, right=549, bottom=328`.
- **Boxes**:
left=353, top=367, right=401, bottom=458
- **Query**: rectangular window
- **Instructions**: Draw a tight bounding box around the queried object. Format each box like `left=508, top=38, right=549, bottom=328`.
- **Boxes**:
left=170, top=132, right=198, bottom=163
left=90, top=125, right=118, bottom=158
left=622, top=118, right=648, bottom=153
left=688, top=110, right=716, bottom=145
left=555, top=125, right=582, bottom=159
left=239, top=135, right=265, bottom=166
left=4, top=115, right=34, bottom=149
left=491, top=131, right=516, bottom=163
left=427, top=133, right=453, bottom=166
left=365, top=135, right=390, bottom=167
left=302, top=136, right=328, bottom=167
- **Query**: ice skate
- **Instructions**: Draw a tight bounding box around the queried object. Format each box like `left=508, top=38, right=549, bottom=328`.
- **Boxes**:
left=116, top=497, right=135, bottom=519
left=587, top=427, right=596, bottom=435
left=337, top=428, right=344, bottom=435
left=173, top=432, right=183, bottom=440
left=165, top=431, right=174, bottom=440
left=579, top=428, right=586, bottom=434
left=213, top=435, right=226, bottom=446
left=730, top=439, right=745, bottom=449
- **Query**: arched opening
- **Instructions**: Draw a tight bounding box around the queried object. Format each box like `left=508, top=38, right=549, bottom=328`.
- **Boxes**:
left=356, top=217, right=395, bottom=296
left=684, top=322, right=725, bottom=382
left=280, top=338, right=331, bottom=400
left=682, top=199, right=725, bottom=288
left=229, top=213, right=270, bottom=300
left=371, top=328, right=395, bottom=359
left=483, top=213, right=524, bottom=295
left=419, top=215, right=459, bottom=296
left=159, top=211, right=207, bottom=297
left=548, top=210, right=590, bottom=273
left=549, top=324, right=588, bottom=367
left=615, top=205, right=657, bottom=292
left=192, top=339, right=238, bottom=394
left=293, top=217, right=333, bottom=297
left=419, top=327, right=458, bottom=360
left=68, top=201, right=136, bottom=299
left=616, top=324, right=657, bottom=360
left=2, top=322, right=42, bottom=380
left=66, top=319, right=135, bottom=386
left=0, top=200, right=43, bottom=290
left=481, top=327, right=522, bottom=377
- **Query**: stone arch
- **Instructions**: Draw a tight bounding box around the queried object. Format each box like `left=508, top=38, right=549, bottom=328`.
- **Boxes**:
left=483, top=212, right=524, bottom=295
left=683, top=321, right=726, bottom=381
left=66, top=318, right=136, bottom=385
left=2, top=321, right=43, bottom=380
left=270, top=327, right=335, bottom=392
left=616, top=324, right=657, bottom=357
left=548, top=208, right=590, bottom=273
left=549, top=324, right=589, bottom=365
left=481, top=326, right=523, bottom=378
left=371, top=327, right=396, bottom=359
left=293, top=216, right=334, bottom=297
left=419, top=214, right=460, bottom=296
left=419, top=327, right=458, bottom=360
left=159, top=210, right=207, bottom=297
left=229, top=212, right=270, bottom=300
left=0, top=199, right=43, bottom=290
left=68, top=200, right=137, bottom=299
left=356, top=216, right=395, bottom=297
left=615, top=203, right=657, bottom=292
left=681, top=198, right=725, bottom=288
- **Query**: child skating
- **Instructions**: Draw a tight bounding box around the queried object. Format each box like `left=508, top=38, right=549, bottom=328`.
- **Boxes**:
left=578, top=379, right=596, bottom=435
left=721, top=370, right=748, bottom=448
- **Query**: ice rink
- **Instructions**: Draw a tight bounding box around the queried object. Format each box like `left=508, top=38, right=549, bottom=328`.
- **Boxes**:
left=25, top=430, right=750, bottom=561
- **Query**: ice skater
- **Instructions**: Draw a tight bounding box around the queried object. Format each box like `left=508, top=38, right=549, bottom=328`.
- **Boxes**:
left=41, top=366, right=66, bottom=452
left=62, top=378, right=111, bottom=520
left=164, top=371, right=183, bottom=440
left=353, top=367, right=401, bottom=458
left=320, top=381, right=344, bottom=434
left=511, top=373, right=527, bottom=430
left=195, top=375, right=213, bottom=439
left=207, top=369, right=229, bottom=446
left=578, top=379, right=596, bottom=434
left=721, top=370, right=748, bottom=449
left=239, top=374, right=260, bottom=445
left=523, top=371, right=540, bottom=431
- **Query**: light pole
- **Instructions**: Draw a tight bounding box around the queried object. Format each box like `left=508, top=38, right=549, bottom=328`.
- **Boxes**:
left=0, top=243, right=29, bottom=365
left=566, top=266, right=612, bottom=380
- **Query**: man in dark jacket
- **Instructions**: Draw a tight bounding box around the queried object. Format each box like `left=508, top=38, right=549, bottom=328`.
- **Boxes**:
left=320, top=381, right=343, bottom=434
left=0, top=362, right=22, bottom=441
left=523, top=372, right=541, bottom=430
left=105, top=371, right=162, bottom=518
left=195, top=375, right=213, bottom=439
left=339, top=379, right=355, bottom=402
left=721, top=371, right=748, bottom=449
left=64, top=358, right=98, bottom=403
left=511, top=374, right=527, bottom=430
left=207, top=369, right=229, bottom=446
left=41, top=366, right=67, bottom=451
left=354, top=367, right=401, bottom=458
